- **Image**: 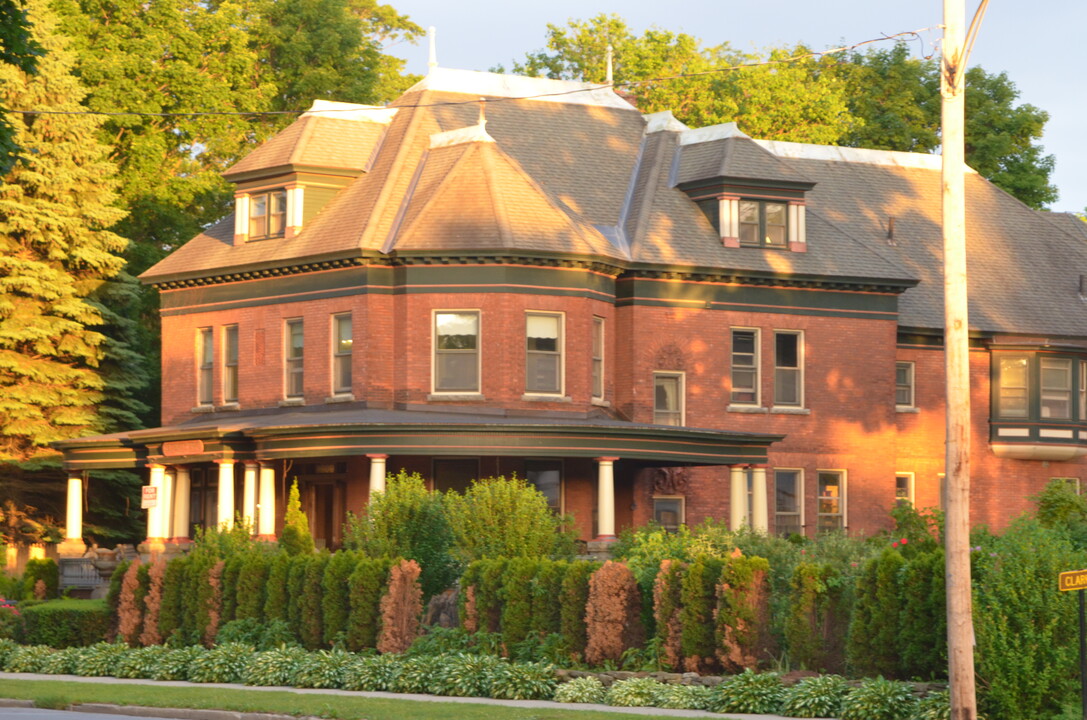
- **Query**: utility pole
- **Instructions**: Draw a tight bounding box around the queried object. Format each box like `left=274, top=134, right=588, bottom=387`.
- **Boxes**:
left=942, top=0, right=981, bottom=718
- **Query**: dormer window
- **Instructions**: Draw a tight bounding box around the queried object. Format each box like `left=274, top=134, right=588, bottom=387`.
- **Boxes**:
left=249, top=190, right=286, bottom=239
left=739, top=200, right=787, bottom=247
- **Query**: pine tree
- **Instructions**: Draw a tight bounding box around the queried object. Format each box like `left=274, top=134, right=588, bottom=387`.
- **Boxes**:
left=0, top=0, right=148, bottom=538
left=279, top=479, right=314, bottom=555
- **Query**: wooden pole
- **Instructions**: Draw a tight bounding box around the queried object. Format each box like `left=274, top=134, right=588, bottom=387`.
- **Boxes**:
left=942, top=1, right=978, bottom=717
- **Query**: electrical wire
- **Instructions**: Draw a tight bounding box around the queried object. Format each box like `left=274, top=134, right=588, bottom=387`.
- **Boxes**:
left=8, top=26, right=937, bottom=118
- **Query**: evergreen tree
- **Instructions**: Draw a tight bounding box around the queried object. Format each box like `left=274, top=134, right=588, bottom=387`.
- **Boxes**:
left=279, top=479, right=314, bottom=555
left=0, top=0, right=147, bottom=539
left=0, top=0, right=43, bottom=173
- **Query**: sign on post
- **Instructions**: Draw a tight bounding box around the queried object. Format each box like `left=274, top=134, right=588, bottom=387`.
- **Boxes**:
left=141, top=486, right=158, bottom=509
left=1061, top=570, right=1087, bottom=592
left=1061, top=569, right=1087, bottom=720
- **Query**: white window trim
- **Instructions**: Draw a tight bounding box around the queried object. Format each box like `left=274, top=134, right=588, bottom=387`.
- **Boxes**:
left=591, top=316, right=605, bottom=401
left=730, top=327, right=761, bottom=406
left=653, top=370, right=686, bottom=426
left=895, top=471, right=915, bottom=505
left=896, top=361, right=916, bottom=411
left=773, top=330, right=804, bottom=408
left=773, top=468, right=805, bottom=534
left=652, top=495, right=686, bottom=531
left=283, top=318, right=304, bottom=400
left=816, top=469, right=847, bottom=531
left=1055, top=477, right=1082, bottom=495
left=330, top=312, right=353, bottom=397
left=431, top=309, right=482, bottom=395
left=524, top=311, right=565, bottom=396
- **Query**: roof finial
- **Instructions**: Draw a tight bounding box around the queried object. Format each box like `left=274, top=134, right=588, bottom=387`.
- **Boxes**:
left=478, top=97, right=486, bottom=128
left=427, top=26, right=438, bottom=73
left=605, top=44, right=614, bottom=85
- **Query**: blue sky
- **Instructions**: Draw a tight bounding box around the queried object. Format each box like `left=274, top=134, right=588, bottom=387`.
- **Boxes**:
left=387, top=0, right=1085, bottom=214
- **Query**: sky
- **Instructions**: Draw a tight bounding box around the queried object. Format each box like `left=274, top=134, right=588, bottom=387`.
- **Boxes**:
left=385, top=0, right=1085, bottom=214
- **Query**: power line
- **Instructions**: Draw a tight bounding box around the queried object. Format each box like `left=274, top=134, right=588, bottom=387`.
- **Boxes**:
left=8, top=27, right=936, bottom=118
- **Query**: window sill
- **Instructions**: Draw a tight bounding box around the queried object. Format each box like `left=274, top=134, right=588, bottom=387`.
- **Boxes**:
left=591, top=397, right=611, bottom=407
left=771, top=407, right=810, bottom=415
left=218, top=403, right=240, bottom=412
left=325, top=394, right=355, bottom=404
left=521, top=394, right=572, bottom=403
left=191, top=405, right=215, bottom=414
left=896, top=406, right=919, bottom=413
left=728, top=404, right=769, bottom=414
left=427, top=393, right=486, bottom=401
left=278, top=398, right=304, bottom=407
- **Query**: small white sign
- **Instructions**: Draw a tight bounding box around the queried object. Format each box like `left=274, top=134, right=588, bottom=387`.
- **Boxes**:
left=141, top=486, right=158, bottom=509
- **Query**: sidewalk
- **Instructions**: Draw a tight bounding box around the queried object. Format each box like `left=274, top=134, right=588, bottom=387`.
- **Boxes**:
left=0, top=672, right=835, bottom=720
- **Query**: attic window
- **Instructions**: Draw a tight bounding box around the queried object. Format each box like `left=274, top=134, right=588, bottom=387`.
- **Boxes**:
left=739, top=200, right=787, bottom=247
left=249, top=190, right=286, bottom=239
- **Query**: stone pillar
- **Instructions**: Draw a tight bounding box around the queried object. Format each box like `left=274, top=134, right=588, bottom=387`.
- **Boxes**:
left=146, top=465, right=166, bottom=541
left=257, top=463, right=276, bottom=539
left=160, top=467, right=175, bottom=541
left=242, top=462, right=259, bottom=529
left=730, top=465, right=747, bottom=530
left=216, top=460, right=235, bottom=529
left=58, top=473, right=85, bottom=556
left=367, top=454, right=388, bottom=499
left=751, top=465, right=769, bottom=533
left=594, top=457, right=618, bottom=540
left=172, top=467, right=191, bottom=542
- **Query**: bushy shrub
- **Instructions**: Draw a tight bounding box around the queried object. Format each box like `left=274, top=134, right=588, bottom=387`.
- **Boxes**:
left=559, top=560, right=595, bottom=659
left=187, top=641, right=254, bottom=683
left=848, top=547, right=906, bottom=677
left=294, top=648, right=356, bottom=689
left=376, top=558, right=423, bottom=654
left=470, top=558, right=507, bottom=634
left=508, top=631, right=568, bottom=665
left=0, top=597, right=23, bottom=640
left=244, top=645, right=309, bottom=686
left=501, top=557, right=538, bottom=648
left=713, top=669, right=785, bottom=714
left=345, top=557, right=390, bottom=651
left=785, top=561, right=845, bottom=672
left=22, top=559, right=58, bottom=600
left=116, top=559, right=143, bottom=645
left=653, top=558, right=684, bottom=670
left=234, top=553, right=269, bottom=621
left=445, top=475, right=577, bottom=562
left=215, top=617, right=297, bottom=650
left=0, top=637, right=20, bottom=665
left=679, top=555, right=723, bottom=673
left=75, top=641, right=128, bottom=676
left=655, top=683, right=713, bottom=710
left=203, top=560, right=225, bottom=646
left=219, top=554, right=245, bottom=626
left=5, top=644, right=55, bottom=672
left=490, top=660, right=557, bottom=700
left=585, top=561, right=643, bottom=666
left=781, top=674, right=850, bottom=718
left=321, top=550, right=355, bottom=646
left=343, top=471, right=459, bottom=599
left=898, top=548, right=946, bottom=679
left=105, top=559, right=129, bottom=627
left=286, top=553, right=309, bottom=641
left=553, top=676, right=607, bottom=704
left=299, top=553, right=330, bottom=650
left=839, top=676, right=917, bottom=720
left=605, top=676, right=663, bottom=707
left=157, top=555, right=187, bottom=642
left=21, top=599, right=111, bottom=647
left=152, top=645, right=205, bottom=681
left=1033, top=478, right=1087, bottom=548
left=262, top=553, right=291, bottom=622
left=343, top=653, right=402, bottom=692
left=716, top=553, right=772, bottom=672
left=139, top=558, right=166, bottom=647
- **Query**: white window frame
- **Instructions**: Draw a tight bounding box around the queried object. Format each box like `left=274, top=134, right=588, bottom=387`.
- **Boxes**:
left=284, top=318, right=304, bottom=399
left=331, top=313, right=353, bottom=396
left=592, top=316, right=605, bottom=401
left=525, top=311, right=565, bottom=396
left=895, top=472, right=915, bottom=505
left=653, top=371, right=685, bottom=426
left=816, top=469, right=847, bottom=532
left=730, top=327, right=760, bottom=405
left=197, top=327, right=213, bottom=406
left=432, top=309, right=481, bottom=394
left=1041, top=356, right=1073, bottom=419
left=773, top=330, right=804, bottom=407
left=896, top=361, right=915, bottom=409
left=996, top=354, right=1029, bottom=418
left=738, top=199, right=788, bottom=247
left=1056, top=477, right=1082, bottom=495
left=222, top=324, right=238, bottom=404
left=248, top=189, right=287, bottom=240
left=652, top=495, right=686, bottom=532
left=773, top=468, right=804, bottom=537
left=1080, top=363, right=1086, bottom=420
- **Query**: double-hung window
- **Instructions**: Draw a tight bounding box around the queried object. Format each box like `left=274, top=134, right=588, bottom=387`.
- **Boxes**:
left=526, top=312, right=562, bottom=394
left=774, top=469, right=802, bottom=537
left=739, top=199, right=787, bottom=247
left=197, top=328, right=213, bottom=406
left=774, top=331, right=802, bottom=406
left=895, top=473, right=914, bottom=505
left=223, top=325, right=238, bottom=403
left=592, top=317, right=605, bottom=400
left=1041, top=357, right=1073, bottom=419
left=525, top=460, right=562, bottom=513
left=332, top=314, right=352, bottom=395
left=896, top=362, right=915, bottom=408
left=434, top=311, right=479, bottom=392
left=654, top=372, right=684, bottom=425
left=731, top=329, right=759, bottom=404
left=284, top=319, right=304, bottom=398
left=817, top=471, right=845, bottom=532
left=249, top=190, right=286, bottom=239
left=996, top=355, right=1029, bottom=418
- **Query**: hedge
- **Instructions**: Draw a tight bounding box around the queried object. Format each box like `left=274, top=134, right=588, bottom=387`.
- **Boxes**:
left=21, top=599, right=110, bottom=647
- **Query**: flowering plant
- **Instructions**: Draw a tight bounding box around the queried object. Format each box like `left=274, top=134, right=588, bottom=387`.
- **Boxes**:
left=0, top=596, right=22, bottom=640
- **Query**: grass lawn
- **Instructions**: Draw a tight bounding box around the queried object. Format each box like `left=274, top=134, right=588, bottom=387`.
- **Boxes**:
left=0, top=678, right=720, bottom=719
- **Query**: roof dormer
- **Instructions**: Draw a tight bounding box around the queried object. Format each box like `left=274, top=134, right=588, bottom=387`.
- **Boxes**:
left=223, top=100, right=398, bottom=245
left=669, top=123, right=816, bottom=252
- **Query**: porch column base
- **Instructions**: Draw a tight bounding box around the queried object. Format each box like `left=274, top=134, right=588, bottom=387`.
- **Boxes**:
left=138, top=539, right=167, bottom=561
left=56, top=538, right=87, bottom=558
left=586, top=538, right=616, bottom=560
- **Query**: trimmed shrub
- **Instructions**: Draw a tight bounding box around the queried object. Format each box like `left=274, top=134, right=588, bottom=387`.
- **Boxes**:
left=157, top=555, right=187, bottom=642
left=105, top=559, right=129, bottom=627
left=262, top=553, right=291, bottom=622
left=458, top=561, right=482, bottom=633
left=22, top=559, right=58, bottom=600
left=605, top=676, right=664, bottom=707
left=475, top=558, right=507, bottom=634
left=501, top=557, right=539, bottom=648
left=376, top=558, right=423, bottom=654
left=235, top=553, right=269, bottom=621
left=839, top=676, right=917, bottom=720
left=781, top=674, right=850, bottom=718
left=847, top=547, right=906, bottom=677
left=116, top=558, right=143, bottom=645
left=678, top=555, right=723, bottom=673
left=559, top=560, right=595, bottom=659
left=286, top=553, right=309, bottom=641
left=21, top=599, right=110, bottom=648
left=898, top=548, right=946, bottom=679
left=345, top=557, right=390, bottom=651
left=140, top=557, right=166, bottom=647
left=203, top=560, right=225, bottom=646
left=716, top=553, right=772, bottom=671
left=279, top=479, right=314, bottom=556
left=219, top=554, right=245, bottom=625
left=585, top=561, right=644, bottom=666
left=653, top=558, right=685, bottom=670
left=529, top=560, right=566, bottom=636
left=299, top=552, right=330, bottom=650
left=321, top=550, right=356, bottom=646
left=785, top=561, right=846, bottom=672
left=187, top=641, right=254, bottom=683
left=244, top=645, right=309, bottom=686
left=713, top=668, right=785, bottom=714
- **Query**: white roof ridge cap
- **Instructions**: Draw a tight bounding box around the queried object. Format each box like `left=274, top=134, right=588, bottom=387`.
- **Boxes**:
left=678, top=122, right=749, bottom=145
left=754, top=138, right=978, bottom=173
left=303, top=100, right=398, bottom=124
left=644, top=111, right=688, bottom=133
left=430, top=122, right=495, bottom=149
left=405, top=67, right=637, bottom=110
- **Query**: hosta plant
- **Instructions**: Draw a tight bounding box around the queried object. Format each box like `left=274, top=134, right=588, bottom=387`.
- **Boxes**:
left=431, top=652, right=504, bottom=697
left=654, top=683, right=714, bottom=710
left=75, top=643, right=128, bottom=677
left=153, top=646, right=205, bottom=681
left=113, top=645, right=169, bottom=679
left=5, top=644, right=55, bottom=673
left=40, top=646, right=85, bottom=675
left=244, top=646, right=309, bottom=687
left=781, top=674, right=851, bottom=718
left=187, top=642, right=254, bottom=684
left=840, top=677, right=918, bottom=720
left=293, top=649, right=356, bottom=689
left=605, top=677, right=665, bottom=707
left=393, top=654, right=443, bottom=694
left=912, top=690, right=973, bottom=720
left=490, top=661, right=557, bottom=700
left=553, top=676, right=607, bottom=704
left=713, top=669, right=785, bottom=714
left=343, top=653, right=401, bottom=692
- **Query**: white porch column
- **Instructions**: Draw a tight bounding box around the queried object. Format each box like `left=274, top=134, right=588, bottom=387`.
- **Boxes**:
left=160, top=468, right=175, bottom=541
left=65, top=474, right=83, bottom=541
left=730, top=465, right=748, bottom=530
left=216, top=460, right=235, bottom=528
left=172, top=467, right=191, bottom=542
left=242, top=462, right=258, bottom=529
left=146, top=464, right=165, bottom=540
left=257, top=463, right=276, bottom=538
left=367, top=454, right=388, bottom=499
left=595, top=456, right=618, bottom=539
left=751, top=465, right=769, bottom=533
